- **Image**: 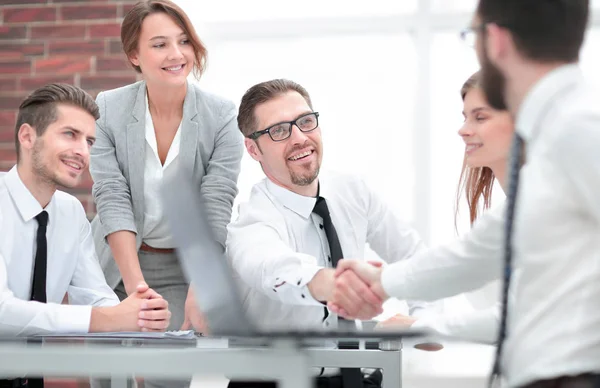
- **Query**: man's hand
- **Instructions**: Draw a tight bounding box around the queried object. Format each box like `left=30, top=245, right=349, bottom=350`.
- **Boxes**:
left=181, top=286, right=208, bottom=333
left=375, top=313, right=417, bottom=329
left=89, top=282, right=170, bottom=332
left=328, top=259, right=389, bottom=319
left=121, top=282, right=170, bottom=332
left=376, top=314, right=443, bottom=352
left=329, top=268, right=384, bottom=320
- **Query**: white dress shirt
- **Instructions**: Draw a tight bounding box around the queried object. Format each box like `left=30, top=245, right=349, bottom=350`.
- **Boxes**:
left=142, top=95, right=182, bottom=248
left=381, top=65, right=600, bottom=387
left=227, top=171, right=428, bottom=332
left=0, top=167, right=119, bottom=336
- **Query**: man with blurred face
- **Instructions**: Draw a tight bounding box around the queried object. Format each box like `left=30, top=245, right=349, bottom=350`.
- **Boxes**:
left=331, top=1, right=600, bottom=388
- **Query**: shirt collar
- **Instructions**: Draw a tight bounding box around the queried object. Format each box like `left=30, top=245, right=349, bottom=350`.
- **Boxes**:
left=4, top=165, right=53, bottom=223
left=265, top=178, right=318, bottom=219
left=516, top=64, right=583, bottom=143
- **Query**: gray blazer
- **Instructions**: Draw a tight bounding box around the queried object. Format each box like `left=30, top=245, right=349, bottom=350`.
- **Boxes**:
left=90, top=81, right=243, bottom=289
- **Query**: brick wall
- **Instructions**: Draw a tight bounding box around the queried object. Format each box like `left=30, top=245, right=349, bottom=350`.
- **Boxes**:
left=0, top=0, right=140, bottom=218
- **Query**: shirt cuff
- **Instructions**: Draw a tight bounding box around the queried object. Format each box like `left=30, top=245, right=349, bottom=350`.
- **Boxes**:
left=274, top=264, right=324, bottom=305
left=381, top=261, right=410, bottom=300
left=58, top=305, right=93, bottom=333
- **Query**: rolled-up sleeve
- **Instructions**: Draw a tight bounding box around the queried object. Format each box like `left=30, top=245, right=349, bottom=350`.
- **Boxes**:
left=90, top=92, right=136, bottom=239
left=227, top=201, right=325, bottom=306
left=201, top=101, right=243, bottom=248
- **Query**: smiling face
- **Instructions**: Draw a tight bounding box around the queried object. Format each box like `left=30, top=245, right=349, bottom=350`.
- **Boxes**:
left=22, top=104, right=96, bottom=189
left=245, top=91, right=323, bottom=195
left=128, top=12, right=194, bottom=88
left=458, top=87, right=513, bottom=170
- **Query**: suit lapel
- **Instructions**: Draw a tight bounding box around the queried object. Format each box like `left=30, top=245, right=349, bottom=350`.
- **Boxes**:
left=126, top=82, right=147, bottom=224
left=179, top=82, right=199, bottom=174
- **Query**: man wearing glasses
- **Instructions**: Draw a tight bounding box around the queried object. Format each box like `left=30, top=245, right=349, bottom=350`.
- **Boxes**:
left=222, top=79, right=432, bottom=388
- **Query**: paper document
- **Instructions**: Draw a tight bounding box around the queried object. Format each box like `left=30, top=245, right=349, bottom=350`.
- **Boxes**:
left=39, top=330, right=196, bottom=339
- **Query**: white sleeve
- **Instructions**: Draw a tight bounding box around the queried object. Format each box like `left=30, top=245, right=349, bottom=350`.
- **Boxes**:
left=381, top=204, right=504, bottom=301
left=226, top=201, right=324, bottom=306
left=360, top=179, right=434, bottom=316
left=0, top=252, right=92, bottom=336
left=67, top=207, right=120, bottom=307
left=412, top=303, right=500, bottom=344
left=554, top=111, right=600, bottom=223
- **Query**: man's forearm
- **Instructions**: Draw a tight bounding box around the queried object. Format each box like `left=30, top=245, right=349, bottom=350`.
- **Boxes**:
left=89, top=306, right=119, bottom=332
left=307, top=268, right=335, bottom=302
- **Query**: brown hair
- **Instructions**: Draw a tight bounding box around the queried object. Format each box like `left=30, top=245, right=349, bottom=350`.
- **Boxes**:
left=455, top=71, right=495, bottom=227
left=238, top=79, right=313, bottom=137
left=15, top=83, right=99, bottom=161
left=121, top=0, right=207, bottom=79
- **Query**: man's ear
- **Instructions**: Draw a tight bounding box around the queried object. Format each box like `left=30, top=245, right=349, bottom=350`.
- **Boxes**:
left=244, top=138, right=262, bottom=162
left=484, top=23, right=511, bottom=65
left=17, top=123, right=36, bottom=153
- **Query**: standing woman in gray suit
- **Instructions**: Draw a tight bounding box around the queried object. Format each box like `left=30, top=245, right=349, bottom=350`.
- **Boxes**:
left=89, top=0, right=243, bottom=335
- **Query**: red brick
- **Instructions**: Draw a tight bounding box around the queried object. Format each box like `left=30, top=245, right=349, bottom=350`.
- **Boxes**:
left=0, top=93, right=28, bottom=110
left=86, top=89, right=101, bottom=99
left=20, top=75, right=75, bottom=92
left=0, top=78, right=17, bottom=92
left=35, top=56, right=91, bottom=74
left=0, top=26, right=26, bottom=41
left=0, top=111, right=16, bottom=127
left=53, top=0, right=110, bottom=2
left=89, top=23, right=121, bottom=38
left=122, top=3, right=135, bottom=17
left=0, top=148, right=16, bottom=163
left=60, top=5, right=117, bottom=21
left=3, top=6, right=56, bottom=23
left=49, top=41, right=104, bottom=56
left=96, top=56, right=130, bottom=72
left=107, top=39, right=122, bottom=55
left=0, top=0, right=46, bottom=5
left=0, top=126, right=14, bottom=142
left=0, top=60, right=32, bottom=75
left=0, top=43, right=45, bottom=59
left=80, top=74, right=135, bottom=90
left=31, top=24, right=86, bottom=40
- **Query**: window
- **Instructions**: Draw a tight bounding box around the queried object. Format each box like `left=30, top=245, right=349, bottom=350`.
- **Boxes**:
left=199, top=34, right=417, bottom=222
left=176, top=0, right=600, bottom=382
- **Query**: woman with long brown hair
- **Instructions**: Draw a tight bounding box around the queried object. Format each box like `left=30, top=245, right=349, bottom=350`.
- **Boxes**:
left=379, top=71, right=514, bottom=344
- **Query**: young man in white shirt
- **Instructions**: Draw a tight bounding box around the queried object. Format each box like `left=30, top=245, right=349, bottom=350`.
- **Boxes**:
left=330, top=1, right=600, bottom=388
left=0, top=83, right=171, bottom=388
left=220, top=79, right=434, bottom=388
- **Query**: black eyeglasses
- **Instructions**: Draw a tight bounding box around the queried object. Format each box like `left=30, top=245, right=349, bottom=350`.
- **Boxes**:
left=248, top=112, right=320, bottom=142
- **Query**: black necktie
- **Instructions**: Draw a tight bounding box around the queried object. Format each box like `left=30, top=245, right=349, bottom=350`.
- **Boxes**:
left=31, top=211, right=49, bottom=303
left=490, top=133, right=524, bottom=387
left=313, top=197, right=364, bottom=388
left=29, top=211, right=49, bottom=388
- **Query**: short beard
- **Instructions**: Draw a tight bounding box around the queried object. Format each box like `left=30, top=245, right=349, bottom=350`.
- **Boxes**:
left=290, top=165, right=319, bottom=186
left=480, top=45, right=508, bottom=111
left=31, top=139, right=73, bottom=189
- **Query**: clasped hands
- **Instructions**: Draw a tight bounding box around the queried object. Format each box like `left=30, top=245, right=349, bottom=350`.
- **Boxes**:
left=327, top=259, right=390, bottom=320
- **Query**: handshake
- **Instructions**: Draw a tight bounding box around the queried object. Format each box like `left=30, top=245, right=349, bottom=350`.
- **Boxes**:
left=327, top=259, right=390, bottom=321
